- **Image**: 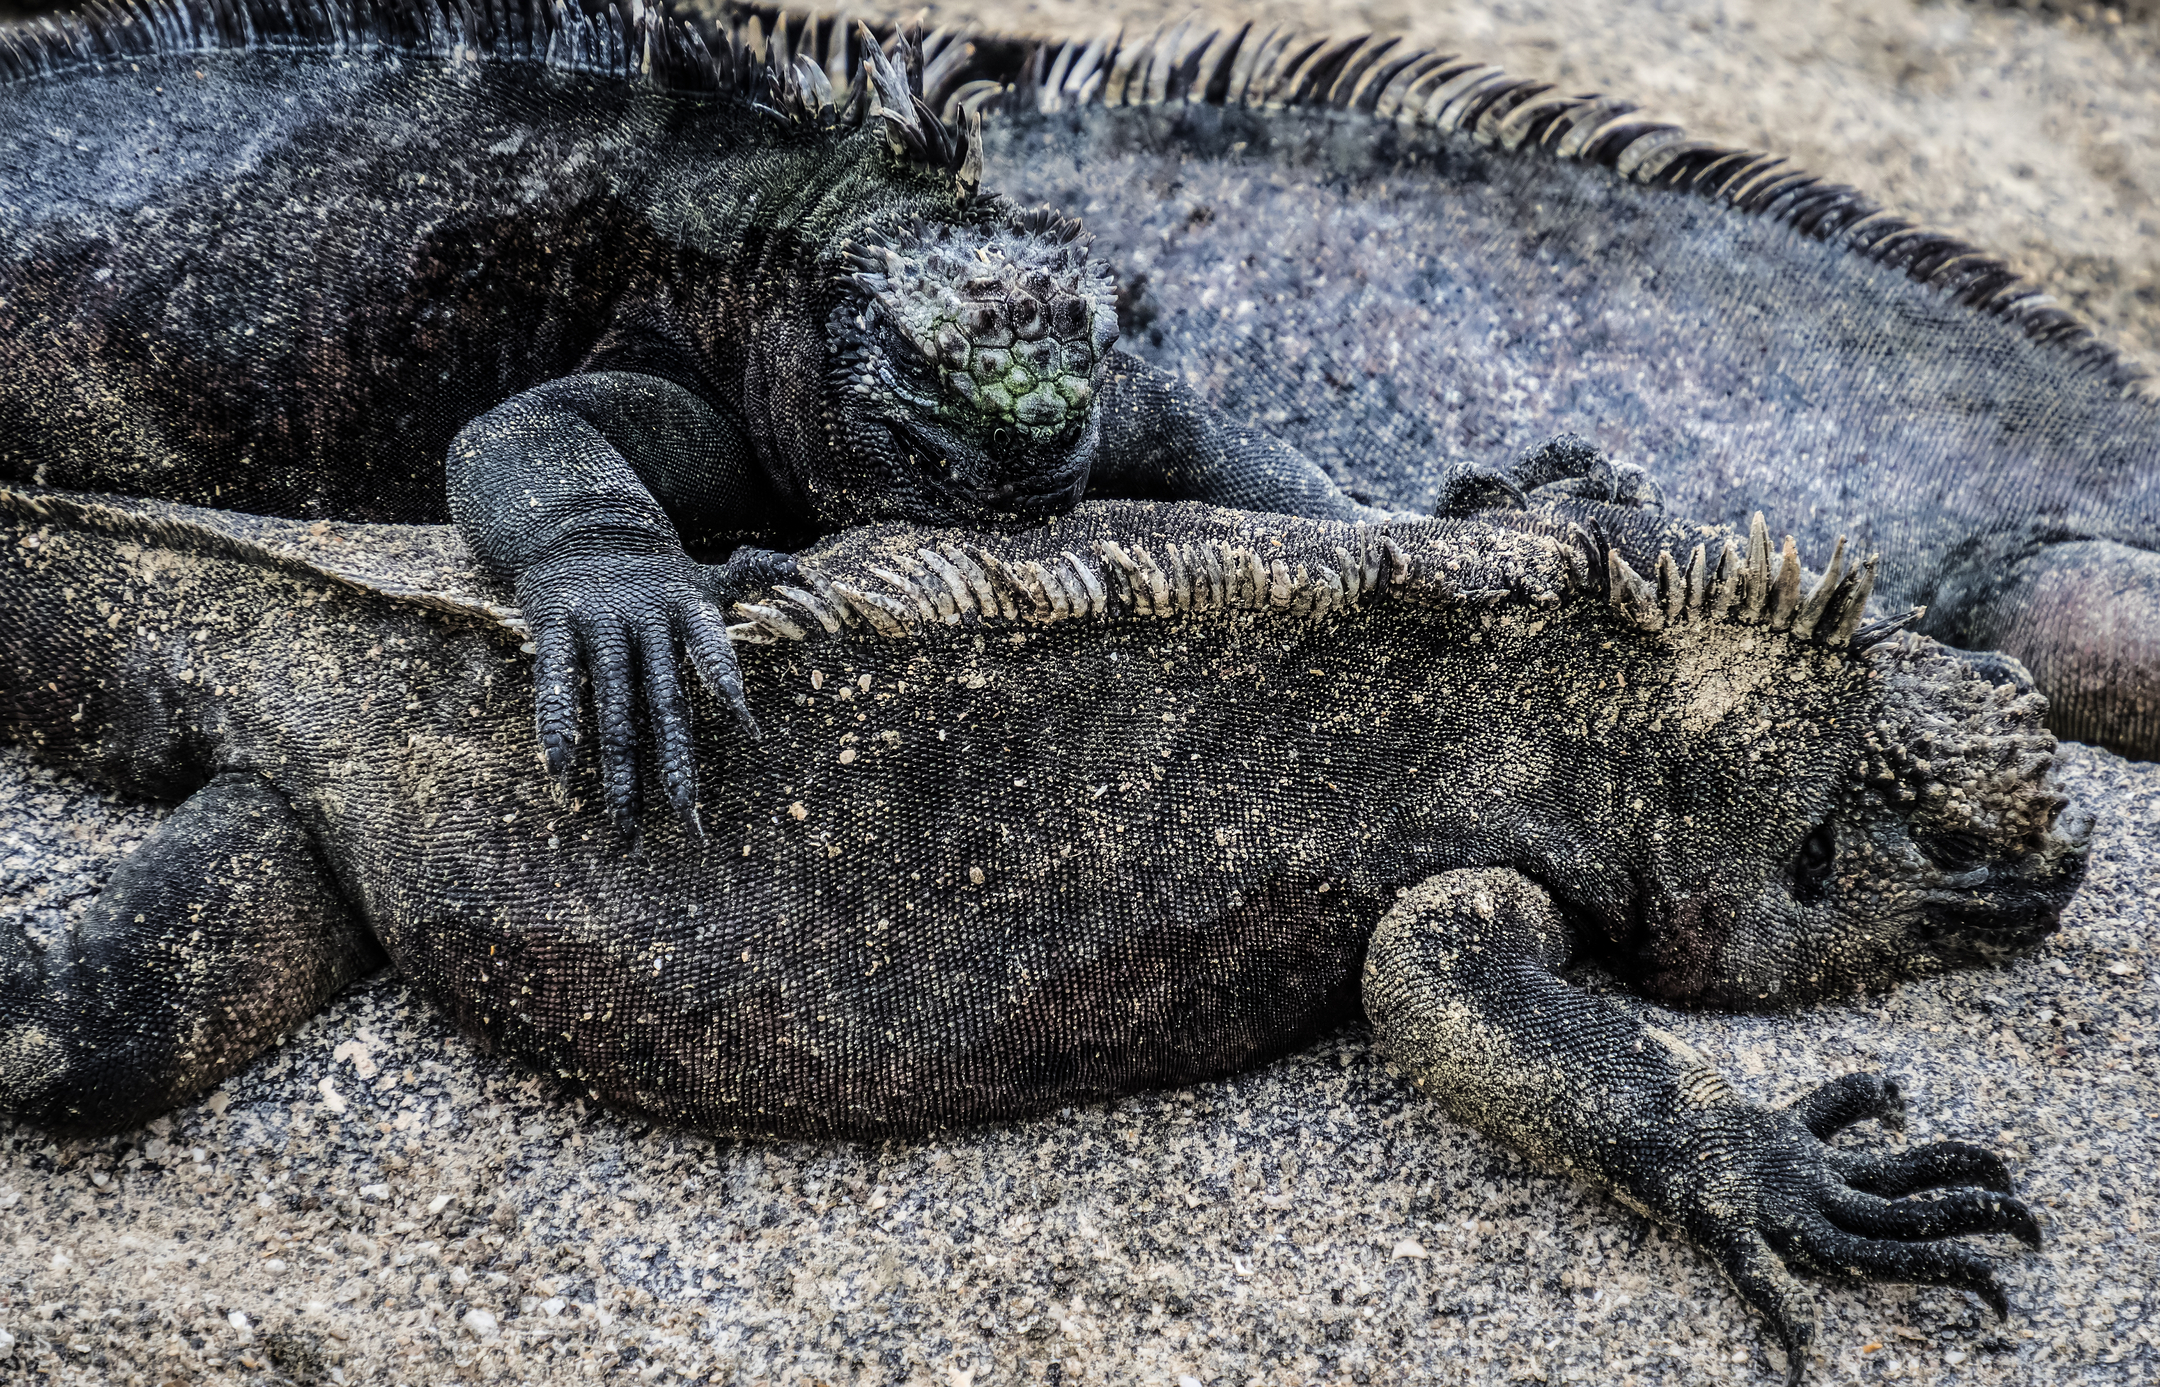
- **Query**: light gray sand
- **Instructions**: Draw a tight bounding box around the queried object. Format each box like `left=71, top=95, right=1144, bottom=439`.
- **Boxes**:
left=4, top=1, right=2159, bottom=1383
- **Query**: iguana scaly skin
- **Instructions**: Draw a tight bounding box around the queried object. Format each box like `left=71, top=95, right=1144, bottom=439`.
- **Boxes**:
left=0, top=484, right=2088, bottom=1380
left=0, top=0, right=1399, bottom=837
left=908, top=16, right=2160, bottom=758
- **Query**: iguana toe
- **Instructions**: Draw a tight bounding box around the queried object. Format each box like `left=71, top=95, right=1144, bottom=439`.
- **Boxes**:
left=1820, top=1183, right=2042, bottom=1248
left=532, top=621, right=582, bottom=792
left=583, top=612, right=644, bottom=835
left=1712, top=1229, right=1817, bottom=1385
left=1831, top=1140, right=2016, bottom=1197
left=635, top=613, right=705, bottom=841
left=682, top=595, right=761, bottom=745
left=1790, top=1070, right=1904, bottom=1138
left=1779, top=1212, right=2011, bottom=1320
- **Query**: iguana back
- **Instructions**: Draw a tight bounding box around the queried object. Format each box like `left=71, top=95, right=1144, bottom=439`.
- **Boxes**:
left=947, top=19, right=2160, bottom=755
left=0, top=1, right=885, bottom=524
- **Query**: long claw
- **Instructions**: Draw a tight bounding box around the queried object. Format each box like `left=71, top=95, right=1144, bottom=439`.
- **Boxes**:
left=1791, top=1072, right=1903, bottom=1139
left=532, top=621, right=581, bottom=789
left=1831, top=1140, right=2015, bottom=1197
left=685, top=600, right=760, bottom=743
left=637, top=617, right=703, bottom=842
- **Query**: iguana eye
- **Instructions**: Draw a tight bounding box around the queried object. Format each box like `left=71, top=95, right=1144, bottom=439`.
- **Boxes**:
left=1790, top=822, right=1836, bottom=903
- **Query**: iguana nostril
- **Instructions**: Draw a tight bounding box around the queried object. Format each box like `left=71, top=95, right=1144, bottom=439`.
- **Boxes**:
left=1013, top=388, right=1063, bottom=426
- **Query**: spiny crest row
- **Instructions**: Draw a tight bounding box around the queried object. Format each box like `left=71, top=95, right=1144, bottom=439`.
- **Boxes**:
left=1595, top=512, right=1919, bottom=651
left=0, top=0, right=988, bottom=192
left=948, top=14, right=2136, bottom=389
left=725, top=525, right=1443, bottom=645
left=723, top=511, right=1917, bottom=652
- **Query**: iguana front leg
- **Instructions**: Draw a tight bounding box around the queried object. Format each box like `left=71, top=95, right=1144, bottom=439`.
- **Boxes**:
left=1088, top=353, right=1395, bottom=522
left=449, top=370, right=785, bottom=842
left=1364, top=869, right=2040, bottom=1384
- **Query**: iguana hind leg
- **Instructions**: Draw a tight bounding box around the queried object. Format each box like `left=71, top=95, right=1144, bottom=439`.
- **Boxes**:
left=1433, top=432, right=1666, bottom=524
left=1364, top=868, right=2039, bottom=1385
left=0, top=773, right=383, bottom=1135
left=1941, top=537, right=2160, bottom=759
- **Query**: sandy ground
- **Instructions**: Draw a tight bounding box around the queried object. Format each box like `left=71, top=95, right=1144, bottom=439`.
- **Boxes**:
left=4, top=1, right=2159, bottom=1385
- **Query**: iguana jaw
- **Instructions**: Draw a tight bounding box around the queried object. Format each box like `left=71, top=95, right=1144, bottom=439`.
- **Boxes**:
left=881, top=406, right=1097, bottom=520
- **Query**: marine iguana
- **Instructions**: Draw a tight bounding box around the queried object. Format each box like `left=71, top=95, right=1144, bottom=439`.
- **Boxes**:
left=0, top=484, right=2089, bottom=1380
left=0, top=0, right=1411, bottom=840
left=871, top=11, right=2159, bottom=759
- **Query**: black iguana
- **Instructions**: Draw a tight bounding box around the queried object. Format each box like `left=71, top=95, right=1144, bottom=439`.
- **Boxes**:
left=0, top=0, right=1419, bottom=839
left=0, top=484, right=2090, bottom=1381
left=889, top=12, right=2158, bottom=759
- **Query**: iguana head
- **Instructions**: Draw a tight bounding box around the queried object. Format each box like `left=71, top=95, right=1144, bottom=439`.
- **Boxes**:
left=1666, top=633, right=2093, bottom=1007
left=832, top=212, right=1120, bottom=522
left=1556, top=524, right=2092, bottom=1007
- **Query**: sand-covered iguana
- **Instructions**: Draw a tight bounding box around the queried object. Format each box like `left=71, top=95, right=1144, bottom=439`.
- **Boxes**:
left=8, top=0, right=2153, bottom=795
left=0, top=483, right=2090, bottom=1380
left=0, top=0, right=1413, bottom=839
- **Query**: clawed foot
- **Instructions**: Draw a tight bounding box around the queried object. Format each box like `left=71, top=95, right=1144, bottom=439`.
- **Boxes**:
left=519, top=545, right=794, bottom=845
left=1682, top=1073, right=2038, bottom=1385
left=1433, top=433, right=1666, bottom=519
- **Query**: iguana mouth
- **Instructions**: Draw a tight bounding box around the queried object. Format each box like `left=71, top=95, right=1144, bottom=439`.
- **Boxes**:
left=886, top=416, right=1088, bottom=518
left=1911, top=854, right=2086, bottom=961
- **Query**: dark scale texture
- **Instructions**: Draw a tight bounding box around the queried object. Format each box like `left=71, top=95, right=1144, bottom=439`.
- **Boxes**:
left=0, top=485, right=2092, bottom=1374
left=0, top=0, right=1396, bottom=831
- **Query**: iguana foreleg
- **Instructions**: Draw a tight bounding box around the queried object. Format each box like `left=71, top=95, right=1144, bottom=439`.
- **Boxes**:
left=1364, top=868, right=2039, bottom=1385
left=1089, top=353, right=1394, bottom=522
left=448, top=370, right=779, bottom=839
left=0, top=774, right=383, bottom=1136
